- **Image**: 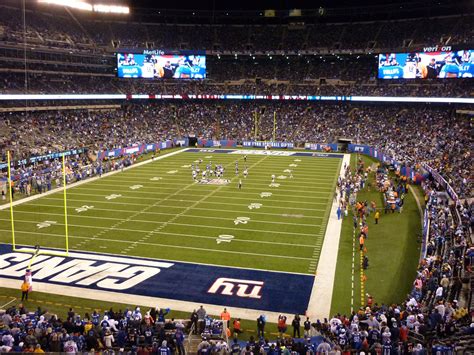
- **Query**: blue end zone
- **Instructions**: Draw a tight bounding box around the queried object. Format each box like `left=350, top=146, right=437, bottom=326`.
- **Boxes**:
left=0, top=244, right=314, bottom=314
left=186, top=148, right=343, bottom=159
left=186, top=148, right=235, bottom=154
left=292, top=152, right=344, bottom=158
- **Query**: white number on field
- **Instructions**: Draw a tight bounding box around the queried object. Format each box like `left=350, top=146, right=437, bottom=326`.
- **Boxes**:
left=289, top=163, right=298, bottom=167
left=294, top=159, right=301, bottom=162
left=216, top=234, right=234, bottom=244
left=129, top=184, right=143, bottom=190
left=150, top=176, right=162, bottom=181
left=205, top=155, right=213, bottom=159
left=234, top=216, right=251, bottom=225
left=37, top=220, right=57, bottom=229
left=105, top=194, right=122, bottom=200
left=260, top=192, right=272, bottom=198
left=269, top=183, right=280, bottom=188
left=181, top=164, right=191, bottom=168
left=248, top=203, right=262, bottom=210
left=277, top=175, right=287, bottom=180
left=283, top=169, right=292, bottom=173
left=75, top=205, right=94, bottom=213
left=167, top=170, right=178, bottom=174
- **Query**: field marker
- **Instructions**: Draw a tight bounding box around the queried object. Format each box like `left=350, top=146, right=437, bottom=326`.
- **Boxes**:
left=234, top=217, right=251, bottom=225
left=129, top=184, right=143, bottom=190
left=36, top=220, right=56, bottom=229
left=75, top=205, right=94, bottom=213
left=166, top=170, right=178, bottom=174
left=216, top=234, right=234, bottom=244
left=150, top=177, right=162, bottom=181
left=248, top=203, right=262, bottom=210
left=105, top=194, right=121, bottom=200
left=269, top=183, right=280, bottom=188
left=277, top=175, right=287, bottom=180
left=259, top=192, right=272, bottom=198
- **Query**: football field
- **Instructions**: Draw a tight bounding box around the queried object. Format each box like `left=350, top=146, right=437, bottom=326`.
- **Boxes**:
left=0, top=149, right=341, bottom=274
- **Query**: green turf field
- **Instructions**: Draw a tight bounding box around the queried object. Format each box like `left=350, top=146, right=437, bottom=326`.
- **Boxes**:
left=0, top=149, right=341, bottom=274
left=330, top=154, right=421, bottom=316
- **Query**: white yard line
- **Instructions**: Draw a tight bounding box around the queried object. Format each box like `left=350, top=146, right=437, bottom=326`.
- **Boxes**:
left=1, top=211, right=322, bottom=227
left=306, top=153, right=351, bottom=320
left=6, top=204, right=325, bottom=219
left=35, top=197, right=329, bottom=210
left=2, top=219, right=322, bottom=237
left=57, top=192, right=331, bottom=205
left=0, top=297, right=17, bottom=309
left=0, top=229, right=314, bottom=261
left=0, top=148, right=188, bottom=211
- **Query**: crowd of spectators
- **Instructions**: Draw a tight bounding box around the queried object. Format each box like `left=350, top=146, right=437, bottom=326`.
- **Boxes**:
left=0, top=304, right=189, bottom=353
left=1, top=103, right=472, bottom=200
left=0, top=61, right=473, bottom=98
left=0, top=4, right=472, bottom=52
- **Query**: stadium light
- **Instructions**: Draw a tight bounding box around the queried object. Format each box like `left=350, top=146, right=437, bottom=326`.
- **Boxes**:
left=94, top=4, right=130, bottom=14
left=38, top=0, right=92, bottom=11
left=38, top=0, right=130, bottom=14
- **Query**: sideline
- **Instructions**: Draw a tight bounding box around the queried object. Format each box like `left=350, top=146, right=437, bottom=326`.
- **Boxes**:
left=408, top=185, right=424, bottom=228
left=0, top=148, right=188, bottom=211
left=306, top=153, right=351, bottom=320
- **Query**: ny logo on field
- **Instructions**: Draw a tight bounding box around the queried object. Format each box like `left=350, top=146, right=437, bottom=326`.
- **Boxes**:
left=208, top=277, right=264, bottom=299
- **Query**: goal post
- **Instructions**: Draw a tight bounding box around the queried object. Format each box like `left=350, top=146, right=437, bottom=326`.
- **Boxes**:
left=8, top=151, right=69, bottom=258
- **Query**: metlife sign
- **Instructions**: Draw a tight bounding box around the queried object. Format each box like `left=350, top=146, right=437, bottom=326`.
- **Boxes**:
left=0, top=245, right=313, bottom=314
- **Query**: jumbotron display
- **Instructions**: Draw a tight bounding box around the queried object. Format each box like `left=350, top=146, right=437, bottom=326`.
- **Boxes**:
left=378, top=49, right=473, bottom=79
left=117, top=52, right=206, bottom=79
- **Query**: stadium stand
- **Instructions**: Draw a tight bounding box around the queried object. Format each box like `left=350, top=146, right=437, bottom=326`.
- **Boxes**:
left=0, top=0, right=472, bottom=353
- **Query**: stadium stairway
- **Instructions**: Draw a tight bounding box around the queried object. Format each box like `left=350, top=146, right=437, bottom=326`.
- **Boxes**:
left=185, top=333, right=202, bottom=354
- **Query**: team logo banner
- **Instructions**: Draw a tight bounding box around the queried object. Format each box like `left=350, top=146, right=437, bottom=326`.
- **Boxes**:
left=0, top=244, right=314, bottom=314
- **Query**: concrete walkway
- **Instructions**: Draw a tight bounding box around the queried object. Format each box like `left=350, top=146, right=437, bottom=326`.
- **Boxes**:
left=306, top=153, right=351, bottom=320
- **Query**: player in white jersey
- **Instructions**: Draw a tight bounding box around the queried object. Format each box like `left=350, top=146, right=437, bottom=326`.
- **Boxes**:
left=192, top=170, right=197, bottom=181
left=243, top=168, right=248, bottom=178
left=271, top=174, right=275, bottom=183
left=202, top=171, right=207, bottom=179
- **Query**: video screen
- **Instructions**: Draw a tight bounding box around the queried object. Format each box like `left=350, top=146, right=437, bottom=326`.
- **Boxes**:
left=378, top=50, right=473, bottom=79
left=117, top=53, right=206, bottom=79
